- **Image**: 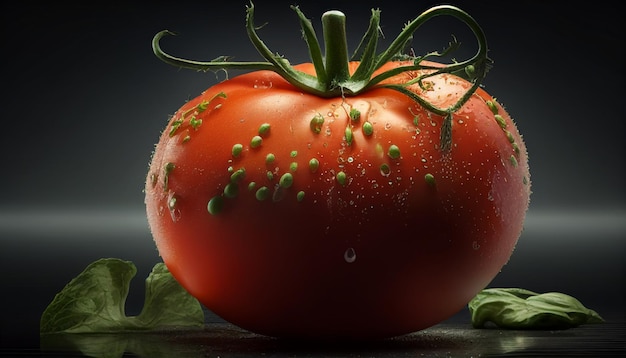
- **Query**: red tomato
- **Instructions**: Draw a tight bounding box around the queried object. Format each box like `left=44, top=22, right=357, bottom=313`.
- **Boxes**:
left=145, top=61, right=530, bottom=338
left=145, top=5, right=530, bottom=339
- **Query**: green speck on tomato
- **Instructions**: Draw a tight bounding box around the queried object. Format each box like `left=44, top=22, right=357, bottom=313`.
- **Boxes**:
left=258, top=123, right=271, bottom=136
left=256, top=186, right=270, bottom=201
left=505, top=131, right=515, bottom=143
left=310, top=113, right=325, bottom=134
left=230, top=168, right=246, bottom=183
left=412, top=113, right=421, bottom=126
left=309, top=158, right=320, bottom=173
left=349, top=108, right=361, bottom=122
left=345, top=127, right=353, bottom=146
left=279, top=173, right=294, bottom=188
left=196, top=100, right=210, bottom=113
left=251, top=135, right=263, bottom=148
left=232, top=143, right=244, bottom=157
left=486, top=99, right=499, bottom=115
left=297, top=191, right=305, bottom=202
left=168, top=195, right=177, bottom=210
left=336, top=171, right=347, bottom=186
left=224, top=183, right=239, bottom=198
left=169, top=119, right=184, bottom=137
left=163, top=162, right=175, bottom=190
left=207, top=196, right=224, bottom=215
left=388, top=144, right=401, bottom=159
left=380, top=163, right=391, bottom=176
left=265, top=153, right=275, bottom=164
left=512, top=143, right=520, bottom=155
left=494, top=114, right=507, bottom=129
left=190, top=116, right=202, bottom=130
left=362, top=122, right=374, bottom=136
left=425, top=173, right=436, bottom=187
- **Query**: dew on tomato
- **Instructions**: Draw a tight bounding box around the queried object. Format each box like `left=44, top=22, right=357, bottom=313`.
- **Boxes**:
left=145, top=3, right=530, bottom=340
left=344, top=248, right=357, bottom=263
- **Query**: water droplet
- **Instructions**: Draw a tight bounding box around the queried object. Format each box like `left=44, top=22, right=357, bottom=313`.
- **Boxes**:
left=380, top=163, right=391, bottom=177
left=167, top=193, right=181, bottom=222
left=170, top=208, right=181, bottom=222
left=344, top=248, right=356, bottom=263
left=253, top=80, right=272, bottom=89
left=472, top=241, right=481, bottom=250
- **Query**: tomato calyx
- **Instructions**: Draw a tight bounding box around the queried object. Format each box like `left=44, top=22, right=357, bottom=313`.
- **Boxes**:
left=152, top=2, right=492, bottom=150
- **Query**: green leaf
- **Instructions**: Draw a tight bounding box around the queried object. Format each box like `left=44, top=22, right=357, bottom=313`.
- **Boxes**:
left=468, top=288, right=604, bottom=329
left=133, top=262, right=204, bottom=329
left=40, top=258, right=204, bottom=334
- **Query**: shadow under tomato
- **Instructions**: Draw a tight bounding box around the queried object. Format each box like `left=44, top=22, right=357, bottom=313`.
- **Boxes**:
left=39, top=322, right=542, bottom=358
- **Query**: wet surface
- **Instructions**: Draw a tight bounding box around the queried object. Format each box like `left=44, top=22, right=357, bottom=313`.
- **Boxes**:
left=2, top=210, right=625, bottom=357
left=30, top=319, right=626, bottom=357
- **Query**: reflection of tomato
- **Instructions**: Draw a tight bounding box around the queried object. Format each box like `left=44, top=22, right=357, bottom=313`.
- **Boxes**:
left=145, top=5, right=530, bottom=339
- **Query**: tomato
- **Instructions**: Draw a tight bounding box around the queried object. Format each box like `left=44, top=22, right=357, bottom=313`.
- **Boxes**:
left=145, top=5, right=530, bottom=339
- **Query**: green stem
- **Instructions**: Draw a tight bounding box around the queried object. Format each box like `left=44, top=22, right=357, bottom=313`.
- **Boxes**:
left=152, top=2, right=492, bottom=149
left=243, top=4, right=325, bottom=95
left=291, top=5, right=327, bottom=87
left=152, top=30, right=275, bottom=73
left=374, top=5, right=483, bottom=70
left=349, top=9, right=381, bottom=82
left=321, top=10, right=351, bottom=91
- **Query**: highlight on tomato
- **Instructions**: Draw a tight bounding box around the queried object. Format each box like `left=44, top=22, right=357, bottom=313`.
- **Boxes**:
left=145, top=2, right=531, bottom=339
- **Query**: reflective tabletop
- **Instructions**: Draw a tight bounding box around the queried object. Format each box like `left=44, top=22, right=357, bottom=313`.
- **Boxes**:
left=1, top=210, right=625, bottom=357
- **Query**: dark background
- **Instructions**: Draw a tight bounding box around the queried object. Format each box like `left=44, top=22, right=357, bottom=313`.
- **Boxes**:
left=1, top=0, right=624, bottom=352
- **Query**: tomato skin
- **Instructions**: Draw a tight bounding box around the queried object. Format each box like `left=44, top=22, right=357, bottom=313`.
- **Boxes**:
left=145, top=61, right=530, bottom=339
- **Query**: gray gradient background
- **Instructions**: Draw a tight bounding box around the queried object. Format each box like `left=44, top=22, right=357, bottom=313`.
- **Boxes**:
left=1, top=0, right=625, bottom=351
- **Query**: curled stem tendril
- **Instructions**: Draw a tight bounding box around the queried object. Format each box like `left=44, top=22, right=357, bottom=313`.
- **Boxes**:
left=152, top=1, right=492, bottom=151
